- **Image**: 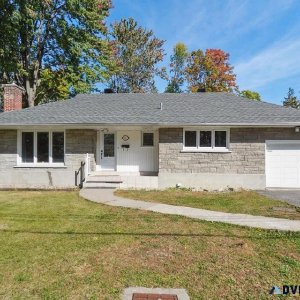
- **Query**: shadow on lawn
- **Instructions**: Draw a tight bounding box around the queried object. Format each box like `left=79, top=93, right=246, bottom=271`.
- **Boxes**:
left=1, top=229, right=300, bottom=239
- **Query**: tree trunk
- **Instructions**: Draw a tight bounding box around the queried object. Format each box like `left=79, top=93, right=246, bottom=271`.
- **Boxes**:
left=25, top=80, right=35, bottom=107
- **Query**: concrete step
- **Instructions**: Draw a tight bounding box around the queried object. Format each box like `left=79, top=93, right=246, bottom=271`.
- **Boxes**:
left=83, top=181, right=121, bottom=189
left=90, top=171, right=120, bottom=176
left=86, top=180, right=123, bottom=184
left=82, top=186, right=118, bottom=190
left=86, top=175, right=122, bottom=183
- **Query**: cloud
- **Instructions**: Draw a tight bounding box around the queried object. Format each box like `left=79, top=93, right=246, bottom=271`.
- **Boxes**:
left=166, top=0, right=296, bottom=49
left=235, top=37, right=300, bottom=90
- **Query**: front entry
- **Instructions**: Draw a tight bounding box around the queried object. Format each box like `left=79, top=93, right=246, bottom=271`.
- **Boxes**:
left=100, top=133, right=115, bottom=170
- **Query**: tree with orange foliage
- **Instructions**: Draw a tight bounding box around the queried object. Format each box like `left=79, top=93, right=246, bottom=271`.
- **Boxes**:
left=186, top=49, right=237, bottom=93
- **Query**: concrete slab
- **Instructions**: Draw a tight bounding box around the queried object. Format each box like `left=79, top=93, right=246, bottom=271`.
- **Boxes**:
left=122, top=287, right=190, bottom=300
left=80, top=188, right=300, bottom=232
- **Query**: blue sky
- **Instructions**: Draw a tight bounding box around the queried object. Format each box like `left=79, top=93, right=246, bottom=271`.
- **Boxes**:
left=107, top=0, right=300, bottom=104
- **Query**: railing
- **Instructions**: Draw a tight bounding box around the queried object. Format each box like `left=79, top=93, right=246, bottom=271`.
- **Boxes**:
left=85, top=153, right=92, bottom=177
left=75, top=161, right=86, bottom=189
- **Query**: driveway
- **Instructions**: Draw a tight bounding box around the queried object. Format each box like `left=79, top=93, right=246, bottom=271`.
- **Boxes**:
left=257, top=189, right=300, bottom=208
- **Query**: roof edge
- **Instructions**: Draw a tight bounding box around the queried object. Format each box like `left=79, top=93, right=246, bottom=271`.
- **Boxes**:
left=1, top=122, right=300, bottom=128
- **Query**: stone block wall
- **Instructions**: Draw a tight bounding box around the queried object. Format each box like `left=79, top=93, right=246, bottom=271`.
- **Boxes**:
left=159, top=127, right=300, bottom=174
left=0, top=128, right=97, bottom=188
left=0, top=130, right=17, bottom=170
left=65, top=129, right=97, bottom=171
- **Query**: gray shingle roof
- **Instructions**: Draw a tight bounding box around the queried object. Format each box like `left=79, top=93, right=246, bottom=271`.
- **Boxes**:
left=1, top=92, right=300, bottom=126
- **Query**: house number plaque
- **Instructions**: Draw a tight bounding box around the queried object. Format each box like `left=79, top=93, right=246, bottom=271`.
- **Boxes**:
left=122, top=135, right=129, bottom=141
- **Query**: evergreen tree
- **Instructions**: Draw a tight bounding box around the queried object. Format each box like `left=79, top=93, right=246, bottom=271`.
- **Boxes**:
left=283, top=88, right=299, bottom=109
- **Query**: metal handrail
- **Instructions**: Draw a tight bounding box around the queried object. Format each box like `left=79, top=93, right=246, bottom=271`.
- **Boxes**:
left=75, top=161, right=86, bottom=189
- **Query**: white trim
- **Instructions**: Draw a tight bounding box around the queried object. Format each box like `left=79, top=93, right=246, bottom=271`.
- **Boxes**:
left=17, top=130, right=22, bottom=165
left=17, top=129, right=66, bottom=167
left=180, top=150, right=231, bottom=153
left=266, top=140, right=300, bottom=145
left=183, top=128, right=230, bottom=152
left=2, top=123, right=300, bottom=129
left=14, top=164, right=66, bottom=168
left=96, top=131, right=101, bottom=171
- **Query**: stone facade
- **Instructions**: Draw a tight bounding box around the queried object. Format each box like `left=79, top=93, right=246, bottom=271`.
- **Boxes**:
left=0, top=129, right=97, bottom=188
left=1, top=126, right=300, bottom=189
left=0, top=130, right=17, bottom=170
left=65, top=129, right=97, bottom=171
left=159, top=127, right=300, bottom=174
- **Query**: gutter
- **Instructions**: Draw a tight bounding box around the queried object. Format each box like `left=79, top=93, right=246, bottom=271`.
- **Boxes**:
left=1, top=122, right=300, bottom=129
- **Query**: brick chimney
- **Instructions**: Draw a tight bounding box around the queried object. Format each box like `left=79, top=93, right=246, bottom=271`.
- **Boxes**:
left=2, top=83, right=25, bottom=112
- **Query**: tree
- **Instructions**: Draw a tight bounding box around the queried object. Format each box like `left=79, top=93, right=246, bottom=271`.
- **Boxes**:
left=165, top=42, right=188, bottom=93
left=0, top=0, right=114, bottom=107
left=283, top=88, right=300, bottom=109
left=0, top=87, right=3, bottom=111
left=109, top=18, right=166, bottom=93
left=239, top=90, right=261, bottom=101
left=35, top=69, right=71, bottom=104
left=185, top=49, right=237, bottom=92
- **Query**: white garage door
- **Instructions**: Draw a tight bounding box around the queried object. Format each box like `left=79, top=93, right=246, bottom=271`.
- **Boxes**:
left=266, top=140, right=300, bottom=188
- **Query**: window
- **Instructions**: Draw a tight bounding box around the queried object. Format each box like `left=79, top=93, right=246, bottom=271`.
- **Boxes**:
left=183, top=129, right=229, bottom=151
left=52, top=132, right=65, bottom=163
left=22, top=132, right=34, bottom=163
left=184, top=131, right=197, bottom=147
left=142, top=132, right=154, bottom=146
left=215, top=131, right=227, bottom=147
left=200, top=131, right=212, bottom=147
left=20, top=131, right=65, bottom=164
left=104, top=133, right=115, bottom=157
left=37, top=132, right=49, bottom=163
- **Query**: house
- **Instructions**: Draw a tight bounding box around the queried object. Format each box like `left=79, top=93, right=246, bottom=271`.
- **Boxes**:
left=1, top=83, right=300, bottom=190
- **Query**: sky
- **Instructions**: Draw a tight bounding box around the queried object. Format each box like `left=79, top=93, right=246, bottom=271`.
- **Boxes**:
left=107, top=0, right=300, bottom=105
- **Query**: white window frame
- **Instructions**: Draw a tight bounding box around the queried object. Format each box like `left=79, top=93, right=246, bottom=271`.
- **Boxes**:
left=141, top=131, right=154, bottom=147
left=182, top=128, right=230, bottom=152
left=17, top=130, right=66, bottom=166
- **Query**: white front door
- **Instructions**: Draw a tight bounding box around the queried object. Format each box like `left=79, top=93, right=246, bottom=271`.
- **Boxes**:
left=100, top=133, right=115, bottom=170
left=266, top=140, right=300, bottom=188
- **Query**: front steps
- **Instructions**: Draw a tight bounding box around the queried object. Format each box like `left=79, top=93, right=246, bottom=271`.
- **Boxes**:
left=82, top=171, right=159, bottom=189
left=83, top=172, right=123, bottom=189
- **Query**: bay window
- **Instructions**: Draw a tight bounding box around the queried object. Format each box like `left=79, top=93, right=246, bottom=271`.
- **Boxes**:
left=19, top=131, right=65, bottom=165
left=183, top=129, right=229, bottom=151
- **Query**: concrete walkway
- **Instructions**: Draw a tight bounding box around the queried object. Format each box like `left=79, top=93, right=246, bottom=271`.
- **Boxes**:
left=80, top=188, right=300, bottom=232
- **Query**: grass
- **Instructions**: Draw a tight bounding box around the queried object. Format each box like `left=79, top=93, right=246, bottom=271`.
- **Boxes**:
left=0, top=191, right=300, bottom=299
left=115, top=189, right=300, bottom=220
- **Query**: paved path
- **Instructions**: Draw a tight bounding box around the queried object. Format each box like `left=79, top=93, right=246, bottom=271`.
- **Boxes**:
left=257, top=189, right=300, bottom=208
left=80, top=188, right=300, bottom=232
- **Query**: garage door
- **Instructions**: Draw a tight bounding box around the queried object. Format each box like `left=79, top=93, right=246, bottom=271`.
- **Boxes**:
left=266, top=141, right=300, bottom=188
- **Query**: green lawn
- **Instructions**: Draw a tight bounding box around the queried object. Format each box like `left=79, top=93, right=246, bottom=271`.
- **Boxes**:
left=0, top=191, right=300, bottom=299
left=115, top=189, right=300, bottom=220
